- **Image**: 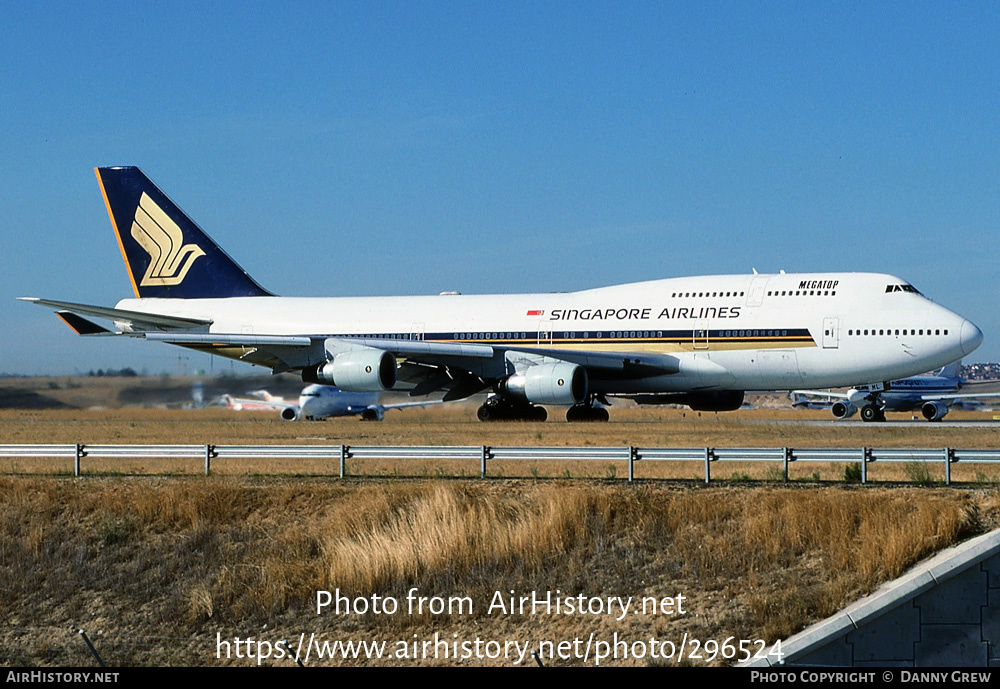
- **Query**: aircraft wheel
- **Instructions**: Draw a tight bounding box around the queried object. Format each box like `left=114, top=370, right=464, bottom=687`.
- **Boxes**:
left=860, top=405, right=885, bottom=423
left=480, top=399, right=547, bottom=422
left=567, top=405, right=610, bottom=422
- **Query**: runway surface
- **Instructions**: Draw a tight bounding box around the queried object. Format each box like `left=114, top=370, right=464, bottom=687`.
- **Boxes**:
left=746, top=418, right=1000, bottom=428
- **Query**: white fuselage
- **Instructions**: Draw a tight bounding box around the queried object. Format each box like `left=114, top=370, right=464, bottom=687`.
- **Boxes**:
left=297, top=384, right=379, bottom=419
left=116, top=272, right=982, bottom=393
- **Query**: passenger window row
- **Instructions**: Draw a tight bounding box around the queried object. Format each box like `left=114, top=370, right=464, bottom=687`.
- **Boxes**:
left=670, top=291, right=746, bottom=298
left=456, top=332, right=529, bottom=340
left=847, top=328, right=948, bottom=336
left=767, top=290, right=836, bottom=297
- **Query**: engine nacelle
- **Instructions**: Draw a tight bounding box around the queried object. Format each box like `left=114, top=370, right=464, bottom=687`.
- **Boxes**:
left=627, top=391, right=745, bottom=411
left=831, top=401, right=857, bottom=419
left=280, top=406, right=300, bottom=421
left=921, top=401, right=949, bottom=421
left=302, top=350, right=397, bottom=392
left=500, top=363, right=588, bottom=406
left=684, top=390, right=745, bottom=412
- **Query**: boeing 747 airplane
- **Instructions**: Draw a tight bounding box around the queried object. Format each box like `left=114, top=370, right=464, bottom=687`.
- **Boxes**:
left=20, top=167, right=984, bottom=422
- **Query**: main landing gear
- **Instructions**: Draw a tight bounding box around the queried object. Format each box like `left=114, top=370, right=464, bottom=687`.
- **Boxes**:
left=859, top=392, right=886, bottom=423
left=477, top=395, right=548, bottom=422
left=475, top=395, right=610, bottom=423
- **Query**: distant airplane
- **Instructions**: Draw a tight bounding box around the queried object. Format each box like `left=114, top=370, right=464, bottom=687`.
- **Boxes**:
left=793, top=361, right=1000, bottom=422
left=21, top=166, right=984, bottom=423
left=789, top=392, right=834, bottom=410
left=221, top=389, right=288, bottom=411
left=280, top=384, right=439, bottom=421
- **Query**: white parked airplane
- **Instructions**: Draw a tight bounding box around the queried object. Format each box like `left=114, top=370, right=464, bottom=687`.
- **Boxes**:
left=789, top=392, right=835, bottom=410
left=793, top=361, right=1000, bottom=422
left=21, top=167, right=984, bottom=422
left=280, top=384, right=440, bottom=421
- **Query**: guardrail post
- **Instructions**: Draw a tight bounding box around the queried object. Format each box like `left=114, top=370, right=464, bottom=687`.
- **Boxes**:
left=783, top=447, right=791, bottom=483
left=204, top=444, right=212, bottom=476
left=862, top=447, right=870, bottom=484
left=339, top=445, right=348, bottom=479
left=481, top=446, right=489, bottom=479
left=627, top=446, right=635, bottom=482
left=704, top=447, right=712, bottom=484
left=945, top=447, right=953, bottom=486
left=78, top=629, right=106, bottom=668
left=74, top=444, right=84, bottom=477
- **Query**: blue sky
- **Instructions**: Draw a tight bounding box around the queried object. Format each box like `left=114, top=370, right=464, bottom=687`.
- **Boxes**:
left=2, top=1, right=998, bottom=375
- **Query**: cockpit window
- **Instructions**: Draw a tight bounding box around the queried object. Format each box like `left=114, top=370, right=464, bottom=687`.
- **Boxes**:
left=885, top=284, right=921, bottom=295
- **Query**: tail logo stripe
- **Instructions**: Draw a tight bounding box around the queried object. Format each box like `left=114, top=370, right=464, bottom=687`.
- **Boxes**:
left=132, top=192, right=206, bottom=286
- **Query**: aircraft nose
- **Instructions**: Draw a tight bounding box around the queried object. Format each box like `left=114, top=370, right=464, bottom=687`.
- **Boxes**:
left=960, top=319, right=984, bottom=356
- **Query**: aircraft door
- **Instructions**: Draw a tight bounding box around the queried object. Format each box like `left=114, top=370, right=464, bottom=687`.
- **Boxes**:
left=822, top=317, right=840, bottom=349
left=693, top=319, right=709, bottom=350
left=747, top=277, right=769, bottom=307
left=410, top=322, right=424, bottom=341
left=537, top=325, right=552, bottom=345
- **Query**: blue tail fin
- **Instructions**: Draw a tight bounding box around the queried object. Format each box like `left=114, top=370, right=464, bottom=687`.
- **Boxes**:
left=95, top=166, right=273, bottom=299
left=936, top=359, right=962, bottom=380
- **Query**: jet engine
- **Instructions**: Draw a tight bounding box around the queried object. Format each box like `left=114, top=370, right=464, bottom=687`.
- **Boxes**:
left=921, top=401, right=949, bottom=421
left=684, top=390, right=745, bottom=412
left=500, top=362, right=588, bottom=406
left=302, top=350, right=397, bottom=392
left=625, top=390, right=745, bottom=411
left=280, top=406, right=300, bottom=421
left=831, top=401, right=857, bottom=419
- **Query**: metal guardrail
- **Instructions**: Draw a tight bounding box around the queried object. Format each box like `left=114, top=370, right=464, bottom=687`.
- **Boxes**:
left=2, top=444, right=1000, bottom=484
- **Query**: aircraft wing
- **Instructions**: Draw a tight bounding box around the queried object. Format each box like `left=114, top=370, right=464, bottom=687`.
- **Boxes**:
left=326, top=336, right=684, bottom=400
left=379, top=399, right=445, bottom=412
left=329, top=337, right=681, bottom=376
left=920, top=392, right=1000, bottom=401
left=24, top=297, right=689, bottom=397
left=791, top=389, right=850, bottom=400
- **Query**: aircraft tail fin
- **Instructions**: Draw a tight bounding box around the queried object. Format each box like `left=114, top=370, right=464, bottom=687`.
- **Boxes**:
left=936, top=359, right=963, bottom=379
left=95, top=166, right=273, bottom=299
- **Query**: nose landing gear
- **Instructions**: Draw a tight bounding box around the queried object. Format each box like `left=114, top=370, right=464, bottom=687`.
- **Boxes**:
left=859, top=391, right=886, bottom=422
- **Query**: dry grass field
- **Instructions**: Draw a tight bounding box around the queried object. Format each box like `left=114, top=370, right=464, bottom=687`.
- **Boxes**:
left=2, top=377, right=1000, bottom=666
left=2, top=476, right=998, bottom=667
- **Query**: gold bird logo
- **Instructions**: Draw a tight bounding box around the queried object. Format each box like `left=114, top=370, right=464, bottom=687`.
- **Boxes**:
left=131, top=192, right=205, bottom=286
